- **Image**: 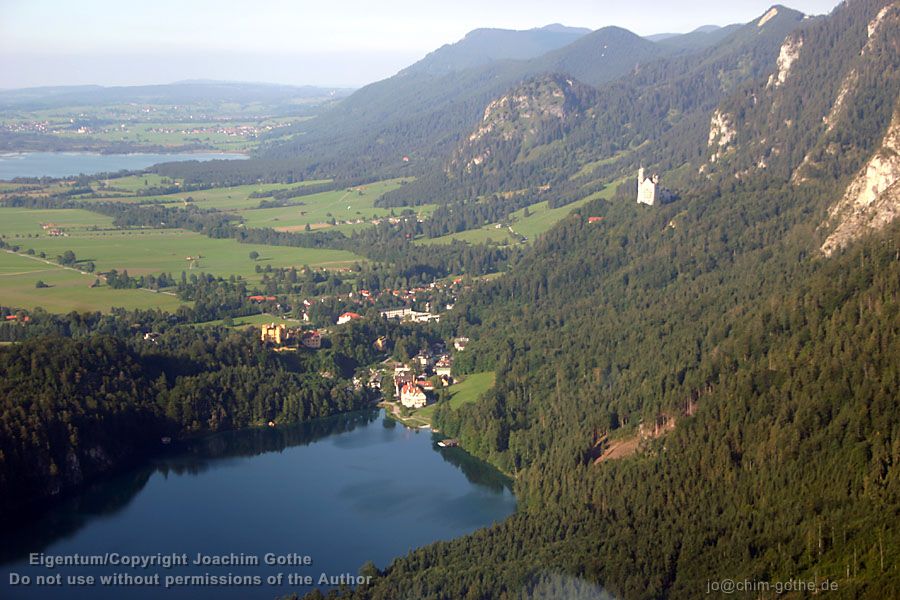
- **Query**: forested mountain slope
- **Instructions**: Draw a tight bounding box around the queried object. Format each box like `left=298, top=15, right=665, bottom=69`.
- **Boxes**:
left=304, top=2, right=900, bottom=598
left=258, top=26, right=668, bottom=178
left=375, top=5, right=805, bottom=209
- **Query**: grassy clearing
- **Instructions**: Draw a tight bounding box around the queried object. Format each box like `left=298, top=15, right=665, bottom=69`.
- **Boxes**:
left=0, top=208, right=115, bottom=235
left=413, top=371, right=496, bottom=422
left=238, top=179, right=432, bottom=232
left=0, top=250, right=185, bottom=313
left=96, top=173, right=169, bottom=193
left=197, top=314, right=302, bottom=328
left=419, top=181, right=620, bottom=246
left=572, top=143, right=647, bottom=179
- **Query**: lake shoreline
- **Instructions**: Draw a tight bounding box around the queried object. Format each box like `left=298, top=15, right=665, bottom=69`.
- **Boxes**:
left=0, top=406, right=378, bottom=536
left=0, top=151, right=248, bottom=180
left=0, top=407, right=516, bottom=599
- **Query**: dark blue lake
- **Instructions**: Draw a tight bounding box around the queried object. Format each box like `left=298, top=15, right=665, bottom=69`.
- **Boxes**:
left=0, top=410, right=516, bottom=599
left=0, top=152, right=247, bottom=179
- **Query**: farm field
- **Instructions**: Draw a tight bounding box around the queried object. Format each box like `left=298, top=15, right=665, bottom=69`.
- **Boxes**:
left=0, top=207, right=116, bottom=235
left=79, top=180, right=332, bottom=209
left=0, top=250, right=185, bottom=313
left=0, top=207, right=363, bottom=280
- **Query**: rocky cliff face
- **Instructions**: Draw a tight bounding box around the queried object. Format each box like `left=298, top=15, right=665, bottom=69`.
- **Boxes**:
left=697, top=0, right=899, bottom=190
left=449, top=74, right=595, bottom=176
left=821, top=101, right=900, bottom=255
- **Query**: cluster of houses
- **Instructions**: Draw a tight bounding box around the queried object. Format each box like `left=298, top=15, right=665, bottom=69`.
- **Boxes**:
left=259, top=322, right=322, bottom=350
left=390, top=347, right=456, bottom=409
left=146, top=123, right=283, bottom=139
left=40, top=223, right=67, bottom=237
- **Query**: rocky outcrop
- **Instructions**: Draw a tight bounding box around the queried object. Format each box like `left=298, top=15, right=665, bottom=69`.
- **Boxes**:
left=706, top=109, right=736, bottom=165
left=821, top=102, right=900, bottom=255
left=862, top=3, right=897, bottom=55
left=767, top=34, right=803, bottom=88
left=450, top=74, right=594, bottom=174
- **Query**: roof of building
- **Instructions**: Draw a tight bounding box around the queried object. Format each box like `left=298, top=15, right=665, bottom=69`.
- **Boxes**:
left=401, top=382, right=425, bottom=395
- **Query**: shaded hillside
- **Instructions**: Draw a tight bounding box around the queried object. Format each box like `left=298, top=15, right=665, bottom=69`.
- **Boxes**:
left=403, top=24, right=590, bottom=76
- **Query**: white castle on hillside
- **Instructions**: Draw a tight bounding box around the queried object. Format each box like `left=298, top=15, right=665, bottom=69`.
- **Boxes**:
left=637, top=167, right=659, bottom=206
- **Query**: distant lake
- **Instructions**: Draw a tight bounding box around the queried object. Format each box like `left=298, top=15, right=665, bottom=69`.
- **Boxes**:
left=0, top=152, right=248, bottom=180
left=0, top=410, right=516, bottom=599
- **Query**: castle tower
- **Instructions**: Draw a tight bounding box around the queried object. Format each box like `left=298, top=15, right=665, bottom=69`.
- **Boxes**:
left=637, top=168, right=658, bottom=206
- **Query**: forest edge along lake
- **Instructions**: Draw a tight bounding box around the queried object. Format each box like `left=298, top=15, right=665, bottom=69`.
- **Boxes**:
left=0, top=409, right=516, bottom=599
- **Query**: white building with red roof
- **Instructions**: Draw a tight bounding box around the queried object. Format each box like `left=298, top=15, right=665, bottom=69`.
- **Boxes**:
left=400, top=382, right=427, bottom=409
left=337, top=312, right=362, bottom=325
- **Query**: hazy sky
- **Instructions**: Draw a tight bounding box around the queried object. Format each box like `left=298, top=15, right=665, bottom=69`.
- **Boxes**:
left=1, top=0, right=845, bottom=89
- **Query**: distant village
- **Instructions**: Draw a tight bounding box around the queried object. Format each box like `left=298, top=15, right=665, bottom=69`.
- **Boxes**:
left=257, top=305, right=470, bottom=417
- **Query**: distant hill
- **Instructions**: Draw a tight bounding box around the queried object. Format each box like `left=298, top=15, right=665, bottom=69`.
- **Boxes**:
left=651, top=23, right=744, bottom=51
left=0, top=81, right=353, bottom=110
left=404, top=24, right=591, bottom=76
left=527, top=26, right=662, bottom=86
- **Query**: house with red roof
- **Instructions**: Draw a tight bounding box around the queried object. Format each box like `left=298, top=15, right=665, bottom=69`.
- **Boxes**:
left=337, top=312, right=362, bottom=325
left=400, top=382, right=427, bottom=409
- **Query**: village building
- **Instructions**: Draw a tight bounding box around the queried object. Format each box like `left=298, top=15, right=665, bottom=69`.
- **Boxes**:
left=453, top=337, right=470, bottom=351
left=337, top=312, right=362, bottom=325
left=435, top=356, right=453, bottom=377
left=300, top=330, right=322, bottom=349
left=400, top=382, right=428, bottom=409
left=415, top=352, right=433, bottom=370
left=260, top=323, right=287, bottom=345
left=394, top=371, right=416, bottom=398
left=381, top=307, right=413, bottom=320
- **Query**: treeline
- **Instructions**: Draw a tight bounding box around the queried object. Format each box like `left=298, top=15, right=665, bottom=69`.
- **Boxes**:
left=248, top=181, right=338, bottom=200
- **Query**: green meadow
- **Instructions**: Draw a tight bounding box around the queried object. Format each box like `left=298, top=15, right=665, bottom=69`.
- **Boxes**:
left=419, top=182, right=619, bottom=246
left=1, top=208, right=115, bottom=234
left=0, top=207, right=362, bottom=280
left=0, top=250, right=185, bottom=313
left=197, top=314, right=303, bottom=329
left=411, top=371, right=496, bottom=423
left=81, top=180, right=331, bottom=209
left=237, top=178, right=433, bottom=232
